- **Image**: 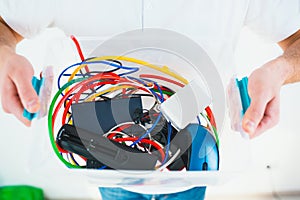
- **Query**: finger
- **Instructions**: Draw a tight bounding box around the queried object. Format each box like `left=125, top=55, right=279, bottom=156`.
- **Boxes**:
left=10, top=94, right=32, bottom=127
left=2, top=80, right=31, bottom=126
left=251, top=96, right=280, bottom=138
left=1, top=77, right=17, bottom=113
left=9, top=60, right=40, bottom=113
left=242, top=93, right=268, bottom=136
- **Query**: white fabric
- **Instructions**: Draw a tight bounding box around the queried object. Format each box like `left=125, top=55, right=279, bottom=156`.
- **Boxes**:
left=1, top=0, right=300, bottom=195
left=245, top=0, right=300, bottom=42
left=1, top=0, right=300, bottom=81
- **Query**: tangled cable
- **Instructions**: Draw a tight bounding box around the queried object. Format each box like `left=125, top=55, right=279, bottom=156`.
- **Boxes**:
left=47, top=36, right=219, bottom=170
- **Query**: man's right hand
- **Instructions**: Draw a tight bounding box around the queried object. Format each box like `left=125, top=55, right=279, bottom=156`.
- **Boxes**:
left=0, top=46, right=40, bottom=126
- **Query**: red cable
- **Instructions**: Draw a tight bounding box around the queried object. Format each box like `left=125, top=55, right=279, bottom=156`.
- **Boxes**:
left=122, top=88, right=126, bottom=98
left=140, top=74, right=185, bottom=88
left=54, top=73, right=175, bottom=156
left=59, top=76, right=155, bottom=126
left=112, top=137, right=165, bottom=162
left=52, top=73, right=120, bottom=129
left=54, top=76, right=117, bottom=153
left=205, top=106, right=217, bottom=129
left=70, top=35, right=90, bottom=73
left=106, top=124, right=133, bottom=139
left=107, top=133, right=116, bottom=139
left=61, top=81, right=153, bottom=125
left=54, top=75, right=118, bottom=153
left=61, top=80, right=117, bottom=125
left=73, top=80, right=117, bottom=103
left=115, top=124, right=132, bottom=132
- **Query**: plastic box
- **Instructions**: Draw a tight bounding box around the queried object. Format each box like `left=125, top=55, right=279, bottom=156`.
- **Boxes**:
left=46, top=29, right=251, bottom=189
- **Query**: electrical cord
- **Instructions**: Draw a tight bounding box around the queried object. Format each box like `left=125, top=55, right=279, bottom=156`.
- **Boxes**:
left=162, top=122, right=172, bottom=164
left=48, top=36, right=220, bottom=170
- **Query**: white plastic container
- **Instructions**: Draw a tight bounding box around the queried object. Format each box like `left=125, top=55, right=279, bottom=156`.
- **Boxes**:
left=47, top=29, right=251, bottom=189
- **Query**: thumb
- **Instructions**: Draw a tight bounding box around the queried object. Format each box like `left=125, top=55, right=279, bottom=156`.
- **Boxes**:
left=242, top=97, right=267, bottom=136
left=9, top=58, right=40, bottom=113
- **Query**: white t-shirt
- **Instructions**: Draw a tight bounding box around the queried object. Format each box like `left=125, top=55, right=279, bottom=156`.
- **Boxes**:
left=1, top=0, right=300, bottom=74
left=1, top=0, right=300, bottom=195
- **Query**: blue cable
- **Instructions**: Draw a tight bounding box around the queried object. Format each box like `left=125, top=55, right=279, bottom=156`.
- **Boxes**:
left=126, top=76, right=147, bottom=85
left=162, top=122, right=172, bottom=164
left=118, top=67, right=139, bottom=76
left=127, top=76, right=164, bottom=103
left=151, top=82, right=164, bottom=103
left=57, top=60, right=139, bottom=96
left=98, top=165, right=107, bottom=170
left=126, top=76, right=166, bottom=160
left=62, top=74, right=86, bottom=76
left=197, top=116, right=201, bottom=125
left=140, top=78, right=164, bottom=103
left=130, top=113, right=162, bottom=147
left=56, top=60, right=169, bottom=168
left=57, top=62, right=87, bottom=94
left=69, top=153, right=80, bottom=166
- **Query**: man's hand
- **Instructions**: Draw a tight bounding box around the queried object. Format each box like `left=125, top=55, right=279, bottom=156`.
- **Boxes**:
left=242, top=58, right=289, bottom=138
left=0, top=16, right=39, bottom=126
left=242, top=29, right=300, bottom=138
left=0, top=46, right=40, bottom=126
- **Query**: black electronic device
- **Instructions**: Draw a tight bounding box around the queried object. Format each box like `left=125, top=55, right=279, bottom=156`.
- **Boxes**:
left=166, top=124, right=219, bottom=171
left=71, top=96, right=143, bottom=135
left=56, top=124, right=159, bottom=170
left=185, top=124, right=219, bottom=171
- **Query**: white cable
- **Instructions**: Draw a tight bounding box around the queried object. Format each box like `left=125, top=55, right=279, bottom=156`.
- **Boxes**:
left=200, top=112, right=217, bottom=140
left=102, top=131, right=130, bottom=138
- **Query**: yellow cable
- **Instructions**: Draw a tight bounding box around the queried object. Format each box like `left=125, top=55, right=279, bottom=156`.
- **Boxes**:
left=68, top=56, right=188, bottom=84
left=85, top=85, right=136, bottom=102
left=66, top=153, right=75, bottom=165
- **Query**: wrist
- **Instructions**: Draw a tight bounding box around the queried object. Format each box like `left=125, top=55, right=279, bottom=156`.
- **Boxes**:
left=0, top=17, right=22, bottom=46
left=0, top=45, right=17, bottom=71
left=274, top=56, right=294, bottom=85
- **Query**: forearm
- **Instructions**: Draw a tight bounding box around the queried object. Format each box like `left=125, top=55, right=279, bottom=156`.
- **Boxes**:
left=278, top=30, right=300, bottom=84
left=0, top=17, right=22, bottom=53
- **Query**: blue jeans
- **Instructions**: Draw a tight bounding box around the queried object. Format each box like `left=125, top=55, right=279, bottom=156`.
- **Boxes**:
left=99, top=187, right=206, bottom=200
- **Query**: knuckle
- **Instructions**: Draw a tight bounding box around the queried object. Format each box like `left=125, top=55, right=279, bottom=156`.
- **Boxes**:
left=2, top=106, right=10, bottom=113
left=271, top=115, right=280, bottom=126
left=25, top=89, right=38, bottom=101
left=1, top=100, right=11, bottom=113
left=20, top=86, right=33, bottom=96
left=12, top=67, right=23, bottom=77
left=249, top=107, right=263, bottom=119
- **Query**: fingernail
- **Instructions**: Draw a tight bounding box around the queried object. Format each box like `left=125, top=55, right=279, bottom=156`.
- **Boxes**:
left=27, top=99, right=39, bottom=111
left=245, top=120, right=256, bottom=134
left=24, top=120, right=31, bottom=127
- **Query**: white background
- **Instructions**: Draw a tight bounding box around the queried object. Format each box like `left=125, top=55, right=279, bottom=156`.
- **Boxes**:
left=0, top=27, right=300, bottom=199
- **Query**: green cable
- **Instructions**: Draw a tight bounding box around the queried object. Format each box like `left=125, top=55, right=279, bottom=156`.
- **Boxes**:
left=48, top=75, right=220, bottom=169
left=200, top=113, right=219, bottom=148
left=152, top=89, right=174, bottom=96
left=48, top=77, right=158, bottom=168
left=49, top=77, right=128, bottom=168
left=212, top=125, right=219, bottom=148
left=48, top=77, right=87, bottom=169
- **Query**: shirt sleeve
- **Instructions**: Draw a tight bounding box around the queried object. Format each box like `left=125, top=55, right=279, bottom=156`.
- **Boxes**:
left=0, top=0, right=57, bottom=38
left=245, top=0, right=300, bottom=42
